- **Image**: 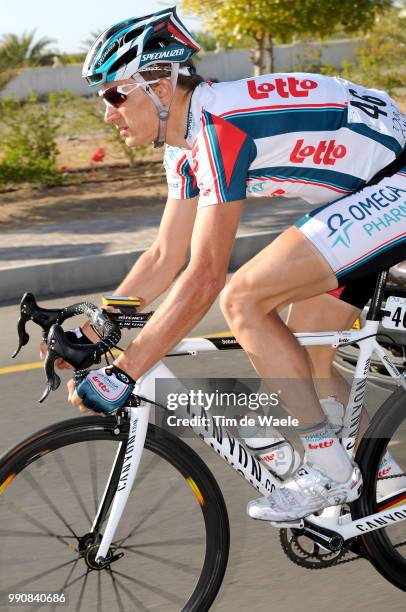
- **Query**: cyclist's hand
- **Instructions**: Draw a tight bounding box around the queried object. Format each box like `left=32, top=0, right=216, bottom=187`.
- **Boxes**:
left=39, top=325, right=97, bottom=370
left=68, top=366, right=135, bottom=415
left=40, top=340, right=72, bottom=369
left=67, top=379, right=99, bottom=415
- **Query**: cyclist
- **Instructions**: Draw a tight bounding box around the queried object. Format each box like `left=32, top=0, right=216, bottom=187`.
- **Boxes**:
left=63, top=7, right=406, bottom=521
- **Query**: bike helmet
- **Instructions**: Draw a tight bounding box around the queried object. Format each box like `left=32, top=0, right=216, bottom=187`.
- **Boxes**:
left=83, top=7, right=200, bottom=147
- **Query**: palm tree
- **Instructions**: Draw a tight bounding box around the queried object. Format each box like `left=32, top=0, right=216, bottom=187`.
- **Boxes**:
left=81, top=30, right=104, bottom=52
left=0, top=30, right=57, bottom=70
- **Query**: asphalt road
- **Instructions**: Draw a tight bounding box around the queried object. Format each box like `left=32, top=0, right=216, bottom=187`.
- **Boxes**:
left=0, top=290, right=405, bottom=612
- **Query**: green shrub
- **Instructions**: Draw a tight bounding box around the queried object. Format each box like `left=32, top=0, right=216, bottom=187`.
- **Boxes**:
left=0, top=92, right=63, bottom=186
left=340, top=9, right=406, bottom=93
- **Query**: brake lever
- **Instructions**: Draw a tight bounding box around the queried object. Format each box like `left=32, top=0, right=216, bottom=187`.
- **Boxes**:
left=12, top=292, right=68, bottom=358
left=39, top=349, right=61, bottom=403
left=39, top=324, right=104, bottom=402
left=12, top=309, right=31, bottom=358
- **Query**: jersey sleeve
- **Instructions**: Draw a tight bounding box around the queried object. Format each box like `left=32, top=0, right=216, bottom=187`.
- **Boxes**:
left=192, top=111, right=257, bottom=208
left=163, top=145, right=199, bottom=200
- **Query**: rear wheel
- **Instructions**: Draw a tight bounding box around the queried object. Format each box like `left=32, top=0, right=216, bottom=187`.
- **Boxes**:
left=0, top=416, right=229, bottom=611
left=352, top=387, right=406, bottom=591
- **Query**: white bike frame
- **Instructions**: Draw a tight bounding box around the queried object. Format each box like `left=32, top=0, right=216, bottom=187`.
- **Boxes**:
left=95, top=319, right=406, bottom=562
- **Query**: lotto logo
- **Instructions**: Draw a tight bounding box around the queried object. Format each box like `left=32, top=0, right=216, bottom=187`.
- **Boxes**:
left=308, top=440, right=334, bottom=449
left=378, top=467, right=391, bottom=478
left=262, top=453, right=276, bottom=462
left=93, top=376, right=110, bottom=394
left=290, top=139, right=347, bottom=165
left=247, top=77, right=318, bottom=99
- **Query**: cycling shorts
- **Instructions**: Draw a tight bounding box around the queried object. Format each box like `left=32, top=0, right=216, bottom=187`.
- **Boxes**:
left=296, top=166, right=406, bottom=309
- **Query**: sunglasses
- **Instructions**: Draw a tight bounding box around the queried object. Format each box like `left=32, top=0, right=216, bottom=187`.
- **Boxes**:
left=99, top=78, right=162, bottom=108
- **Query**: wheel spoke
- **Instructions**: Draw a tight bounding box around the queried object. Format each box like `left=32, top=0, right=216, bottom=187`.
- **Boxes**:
left=75, top=568, right=90, bottom=611
left=53, top=450, right=92, bottom=525
left=121, top=546, right=199, bottom=575
left=22, top=471, right=78, bottom=538
left=2, top=500, right=75, bottom=547
left=113, top=569, right=184, bottom=606
left=115, top=480, right=183, bottom=546
left=0, top=529, right=75, bottom=540
left=107, top=568, right=129, bottom=612
left=97, top=571, right=102, bottom=612
left=87, top=442, right=99, bottom=515
left=63, top=570, right=92, bottom=591
left=119, top=535, right=205, bottom=549
left=6, top=559, right=77, bottom=591
left=111, top=574, right=151, bottom=612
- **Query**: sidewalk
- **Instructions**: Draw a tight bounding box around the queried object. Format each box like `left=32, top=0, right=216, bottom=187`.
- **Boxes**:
left=0, top=196, right=312, bottom=303
left=0, top=197, right=311, bottom=269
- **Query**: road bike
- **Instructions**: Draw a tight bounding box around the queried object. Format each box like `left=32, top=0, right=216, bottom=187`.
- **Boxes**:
left=1, top=268, right=406, bottom=611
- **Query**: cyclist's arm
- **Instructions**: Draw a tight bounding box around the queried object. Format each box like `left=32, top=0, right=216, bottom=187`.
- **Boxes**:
left=114, top=195, right=198, bottom=307
left=113, top=199, right=245, bottom=380
left=42, top=195, right=198, bottom=355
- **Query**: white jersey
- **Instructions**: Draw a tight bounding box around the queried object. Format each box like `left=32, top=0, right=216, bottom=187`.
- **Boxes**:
left=163, top=73, right=406, bottom=208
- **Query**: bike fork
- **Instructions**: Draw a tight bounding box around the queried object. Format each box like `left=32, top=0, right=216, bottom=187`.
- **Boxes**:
left=95, top=403, right=150, bottom=564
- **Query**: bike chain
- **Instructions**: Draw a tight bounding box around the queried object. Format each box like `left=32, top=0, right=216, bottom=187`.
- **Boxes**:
left=280, top=473, right=406, bottom=569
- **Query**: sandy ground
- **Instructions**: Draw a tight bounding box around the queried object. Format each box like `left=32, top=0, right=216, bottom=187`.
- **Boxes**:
left=0, top=160, right=167, bottom=229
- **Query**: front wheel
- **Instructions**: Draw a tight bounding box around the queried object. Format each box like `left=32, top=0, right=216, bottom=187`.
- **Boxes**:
left=0, top=416, right=229, bottom=611
left=352, top=386, right=406, bottom=591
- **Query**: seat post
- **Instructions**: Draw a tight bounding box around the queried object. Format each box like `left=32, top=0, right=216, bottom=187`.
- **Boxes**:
left=366, top=270, right=388, bottom=321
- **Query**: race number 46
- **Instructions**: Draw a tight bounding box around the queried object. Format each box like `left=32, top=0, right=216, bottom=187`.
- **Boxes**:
left=382, top=296, right=406, bottom=330
left=349, top=88, right=388, bottom=119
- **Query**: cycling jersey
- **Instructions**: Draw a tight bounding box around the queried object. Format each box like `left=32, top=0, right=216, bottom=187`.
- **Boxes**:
left=164, top=73, right=406, bottom=208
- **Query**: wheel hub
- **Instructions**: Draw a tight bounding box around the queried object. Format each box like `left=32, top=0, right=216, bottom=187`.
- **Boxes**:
left=84, top=543, right=113, bottom=570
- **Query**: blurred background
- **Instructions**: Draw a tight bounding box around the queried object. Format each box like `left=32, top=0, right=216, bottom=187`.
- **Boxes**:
left=0, top=0, right=405, bottom=192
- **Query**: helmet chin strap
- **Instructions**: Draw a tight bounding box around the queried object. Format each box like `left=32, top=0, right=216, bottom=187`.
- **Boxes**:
left=133, top=63, right=180, bottom=148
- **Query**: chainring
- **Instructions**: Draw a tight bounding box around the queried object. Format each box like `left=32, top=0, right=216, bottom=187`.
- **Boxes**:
left=279, top=528, right=347, bottom=569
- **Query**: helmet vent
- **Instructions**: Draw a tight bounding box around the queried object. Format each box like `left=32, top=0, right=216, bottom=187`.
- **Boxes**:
left=124, top=27, right=144, bottom=44
left=109, top=45, right=138, bottom=76
left=106, top=19, right=138, bottom=40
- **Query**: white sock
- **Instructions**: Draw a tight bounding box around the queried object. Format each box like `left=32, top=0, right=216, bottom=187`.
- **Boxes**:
left=299, top=418, right=352, bottom=482
left=377, top=450, right=406, bottom=498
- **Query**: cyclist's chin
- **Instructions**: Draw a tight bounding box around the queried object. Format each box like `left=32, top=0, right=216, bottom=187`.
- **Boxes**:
left=124, top=133, right=148, bottom=147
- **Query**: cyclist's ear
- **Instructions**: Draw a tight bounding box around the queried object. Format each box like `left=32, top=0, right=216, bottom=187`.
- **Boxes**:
left=150, top=78, right=173, bottom=105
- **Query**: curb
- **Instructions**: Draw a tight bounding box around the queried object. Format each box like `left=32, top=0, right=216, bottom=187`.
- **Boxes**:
left=1, top=230, right=280, bottom=304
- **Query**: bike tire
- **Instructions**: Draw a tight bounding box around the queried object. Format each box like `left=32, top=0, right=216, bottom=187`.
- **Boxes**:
left=352, top=386, right=406, bottom=591
left=0, top=416, right=230, bottom=611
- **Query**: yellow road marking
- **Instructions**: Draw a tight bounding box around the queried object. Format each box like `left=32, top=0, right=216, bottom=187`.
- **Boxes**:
left=0, top=333, right=233, bottom=376
left=0, top=361, right=44, bottom=375
left=0, top=349, right=121, bottom=375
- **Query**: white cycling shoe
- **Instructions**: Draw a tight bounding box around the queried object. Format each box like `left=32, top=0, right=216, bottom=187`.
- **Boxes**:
left=247, top=462, right=363, bottom=522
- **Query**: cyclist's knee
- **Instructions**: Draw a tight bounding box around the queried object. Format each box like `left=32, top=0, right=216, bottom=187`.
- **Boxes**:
left=221, top=278, right=252, bottom=321
left=220, top=275, right=271, bottom=324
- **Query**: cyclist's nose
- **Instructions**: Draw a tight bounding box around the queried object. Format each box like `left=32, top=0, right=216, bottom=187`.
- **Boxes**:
left=104, top=104, right=120, bottom=124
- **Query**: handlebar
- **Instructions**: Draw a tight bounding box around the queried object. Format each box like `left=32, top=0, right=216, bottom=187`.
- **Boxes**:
left=13, top=293, right=124, bottom=402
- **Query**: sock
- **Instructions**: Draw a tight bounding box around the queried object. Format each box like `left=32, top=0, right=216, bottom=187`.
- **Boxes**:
left=377, top=450, right=406, bottom=498
left=299, top=418, right=352, bottom=482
